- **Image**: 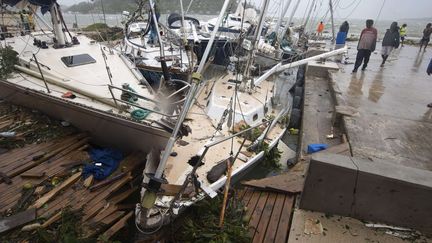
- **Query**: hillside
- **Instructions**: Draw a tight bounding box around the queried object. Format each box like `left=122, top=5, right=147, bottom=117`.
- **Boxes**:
left=65, top=0, right=247, bottom=14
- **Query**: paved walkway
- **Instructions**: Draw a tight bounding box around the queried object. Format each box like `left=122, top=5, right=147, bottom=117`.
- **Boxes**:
left=332, top=44, right=432, bottom=171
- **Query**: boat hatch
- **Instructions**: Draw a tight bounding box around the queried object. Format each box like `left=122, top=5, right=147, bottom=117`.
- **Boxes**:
left=61, top=54, right=96, bottom=67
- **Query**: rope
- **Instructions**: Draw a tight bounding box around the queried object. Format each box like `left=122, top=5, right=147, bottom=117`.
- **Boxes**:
left=131, top=109, right=151, bottom=120
left=375, top=0, right=386, bottom=24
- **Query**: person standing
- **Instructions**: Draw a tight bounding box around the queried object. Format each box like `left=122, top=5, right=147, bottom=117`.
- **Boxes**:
left=427, top=58, right=432, bottom=108
left=335, top=21, right=349, bottom=63
left=336, top=21, right=349, bottom=46
left=420, top=23, right=432, bottom=51
left=317, top=21, right=324, bottom=37
left=352, top=19, right=377, bottom=73
left=399, top=23, right=407, bottom=47
left=380, top=22, right=400, bottom=67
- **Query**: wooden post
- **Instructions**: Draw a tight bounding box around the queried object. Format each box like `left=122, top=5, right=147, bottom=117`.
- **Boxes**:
left=219, top=156, right=233, bottom=227
left=32, top=54, right=50, bottom=93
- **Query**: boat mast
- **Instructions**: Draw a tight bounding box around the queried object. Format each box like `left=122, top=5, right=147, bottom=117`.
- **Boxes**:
left=50, top=4, right=66, bottom=47
left=329, top=0, right=335, bottom=46
left=280, top=0, right=300, bottom=41
left=275, top=0, right=292, bottom=38
left=148, top=0, right=171, bottom=83
left=302, top=0, right=316, bottom=36
left=242, top=0, right=270, bottom=90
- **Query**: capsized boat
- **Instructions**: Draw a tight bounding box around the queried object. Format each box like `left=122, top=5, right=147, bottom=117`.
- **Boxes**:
left=0, top=0, right=192, bottom=152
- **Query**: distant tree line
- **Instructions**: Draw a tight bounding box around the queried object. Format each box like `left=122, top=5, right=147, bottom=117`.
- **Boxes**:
left=65, top=0, right=259, bottom=15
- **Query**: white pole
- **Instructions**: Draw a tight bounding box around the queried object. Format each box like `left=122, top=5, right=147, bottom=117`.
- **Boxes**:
left=197, top=0, right=231, bottom=73
left=275, top=0, right=292, bottom=34
left=256, top=0, right=270, bottom=41
left=254, top=46, right=347, bottom=85
left=180, top=0, right=186, bottom=29
left=303, top=0, right=316, bottom=30
left=280, top=0, right=300, bottom=40
left=50, top=5, right=65, bottom=46
left=329, top=0, right=336, bottom=45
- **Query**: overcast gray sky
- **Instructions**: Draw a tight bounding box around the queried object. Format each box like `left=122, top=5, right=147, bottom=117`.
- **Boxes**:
left=59, top=0, right=432, bottom=20
left=261, top=0, right=432, bottom=20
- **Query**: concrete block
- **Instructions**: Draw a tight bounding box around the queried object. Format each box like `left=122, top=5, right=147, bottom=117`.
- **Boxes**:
left=306, top=61, right=340, bottom=78
left=300, top=153, right=357, bottom=216
left=352, top=157, right=432, bottom=234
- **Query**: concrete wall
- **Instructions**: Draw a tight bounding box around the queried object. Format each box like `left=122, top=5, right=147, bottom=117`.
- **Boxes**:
left=300, top=153, right=432, bottom=235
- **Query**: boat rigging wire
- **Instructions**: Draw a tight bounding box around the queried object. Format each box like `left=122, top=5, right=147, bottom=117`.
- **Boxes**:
left=375, top=0, right=386, bottom=24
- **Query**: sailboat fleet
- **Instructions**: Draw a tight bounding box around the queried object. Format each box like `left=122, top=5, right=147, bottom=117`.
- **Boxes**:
left=0, top=0, right=346, bottom=233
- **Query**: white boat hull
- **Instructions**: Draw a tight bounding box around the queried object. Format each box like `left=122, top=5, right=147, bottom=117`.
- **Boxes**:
left=0, top=80, right=170, bottom=153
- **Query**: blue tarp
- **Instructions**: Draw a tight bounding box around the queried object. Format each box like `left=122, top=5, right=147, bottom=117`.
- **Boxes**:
left=3, top=0, right=55, bottom=14
left=307, top=143, right=328, bottom=154
left=83, top=148, right=123, bottom=180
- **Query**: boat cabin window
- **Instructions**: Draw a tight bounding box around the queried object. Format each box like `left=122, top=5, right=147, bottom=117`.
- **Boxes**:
left=61, top=54, right=96, bottom=67
left=230, top=17, right=241, bottom=21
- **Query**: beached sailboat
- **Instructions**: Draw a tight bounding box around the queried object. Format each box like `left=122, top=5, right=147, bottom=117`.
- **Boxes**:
left=0, top=0, right=192, bottom=152
left=0, top=0, right=346, bottom=234
left=134, top=0, right=347, bottom=231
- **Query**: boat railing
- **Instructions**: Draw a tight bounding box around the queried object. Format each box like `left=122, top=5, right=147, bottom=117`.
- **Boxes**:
left=107, top=84, right=180, bottom=118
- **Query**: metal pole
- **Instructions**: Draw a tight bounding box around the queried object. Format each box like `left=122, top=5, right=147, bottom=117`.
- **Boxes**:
left=32, top=54, right=50, bottom=93
left=242, top=0, right=270, bottom=88
left=149, top=0, right=165, bottom=58
left=329, top=0, right=335, bottom=46
left=303, top=0, right=316, bottom=31
left=280, top=0, right=300, bottom=40
left=180, top=0, right=185, bottom=29
left=253, top=46, right=347, bottom=85
left=275, top=0, right=292, bottom=36
left=100, top=0, right=107, bottom=25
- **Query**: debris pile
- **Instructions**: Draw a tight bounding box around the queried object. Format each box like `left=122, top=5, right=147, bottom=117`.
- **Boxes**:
left=0, top=125, right=145, bottom=242
left=0, top=102, right=76, bottom=149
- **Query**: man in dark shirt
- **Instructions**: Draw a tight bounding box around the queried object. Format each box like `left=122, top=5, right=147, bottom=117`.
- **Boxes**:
left=420, top=23, right=432, bottom=52
left=427, top=58, right=432, bottom=108
left=353, top=19, right=378, bottom=73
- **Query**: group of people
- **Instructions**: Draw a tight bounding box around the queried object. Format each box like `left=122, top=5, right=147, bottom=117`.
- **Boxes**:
left=352, top=20, right=432, bottom=73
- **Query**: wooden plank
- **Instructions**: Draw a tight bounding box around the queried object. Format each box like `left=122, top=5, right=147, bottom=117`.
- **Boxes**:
left=0, top=208, right=36, bottom=233
left=82, top=175, right=132, bottom=221
left=237, top=188, right=246, bottom=201
left=245, top=191, right=261, bottom=221
left=32, top=172, right=82, bottom=208
left=91, top=204, right=118, bottom=223
left=274, top=195, right=295, bottom=243
left=241, top=187, right=254, bottom=205
left=248, top=192, right=269, bottom=237
left=20, top=171, right=46, bottom=179
left=4, top=136, right=88, bottom=180
left=0, top=150, right=85, bottom=209
left=252, top=192, right=277, bottom=243
left=262, top=193, right=286, bottom=242
left=83, top=175, right=94, bottom=188
left=108, top=187, right=138, bottom=205
left=100, top=211, right=125, bottom=225
left=41, top=211, right=61, bottom=228
left=101, top=211, right=133, bottom=239
left=242, top=172, right=305, bottom=194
